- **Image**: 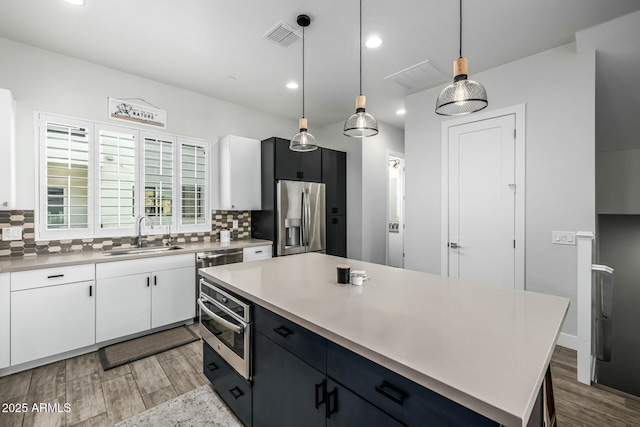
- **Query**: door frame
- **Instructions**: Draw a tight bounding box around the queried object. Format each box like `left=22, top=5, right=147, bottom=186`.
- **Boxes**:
left=440, top=104, right=526, bottom=290
left=385, top=150, right=405, bottom=267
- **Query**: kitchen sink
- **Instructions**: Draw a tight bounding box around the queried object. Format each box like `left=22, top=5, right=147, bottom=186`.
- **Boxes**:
left=103, top=245, right=184, bottom=256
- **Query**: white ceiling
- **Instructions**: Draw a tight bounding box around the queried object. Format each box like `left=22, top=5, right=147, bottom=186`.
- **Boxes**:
left=1, top=0, right=639, bottom=130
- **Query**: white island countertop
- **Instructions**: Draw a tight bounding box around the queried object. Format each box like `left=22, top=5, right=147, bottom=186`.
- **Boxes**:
left=199, top=252, right=569, bottom=427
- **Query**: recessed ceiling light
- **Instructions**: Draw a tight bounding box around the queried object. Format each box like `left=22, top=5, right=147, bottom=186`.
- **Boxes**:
left=286, top=82, right=299, bottom=89
left=365, top=36, right=383, bottom=49
left=396, top=109, right=406, bottom=115
left=64, top=0, right=85, bottom=5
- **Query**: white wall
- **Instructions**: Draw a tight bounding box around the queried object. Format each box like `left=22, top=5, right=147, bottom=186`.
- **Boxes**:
left=405, top=43, right=596, bottom=337
left=316, top=121, right=404, bottom=263
left=0, top=37, right=297, bottom=209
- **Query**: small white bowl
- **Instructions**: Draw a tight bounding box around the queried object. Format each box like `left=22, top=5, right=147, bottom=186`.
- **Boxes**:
left=351, top=275, right=364, bottom=286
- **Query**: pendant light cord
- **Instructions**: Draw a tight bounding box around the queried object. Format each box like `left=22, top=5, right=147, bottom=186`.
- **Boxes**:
left=302, top=25, right=305, bottom=119
left=459, top=0, right=462, bottom=58
left=359, top=0, right=363, bottom=96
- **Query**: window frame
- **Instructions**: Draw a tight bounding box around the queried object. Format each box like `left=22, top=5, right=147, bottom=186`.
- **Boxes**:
left=36, top=112, right=211, bottom=240
left=177, top=136, right=210, bottom=233
left=93, top=123, right=140, bottom=238
left=37, top=113, right=95, bottom=240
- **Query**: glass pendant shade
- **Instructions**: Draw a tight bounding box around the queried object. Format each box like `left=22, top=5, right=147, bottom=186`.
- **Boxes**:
left=290, top=117, right=318, bottom=152
left=344, top=95, right=378, bottom=138
left=435, top=77, right=488, bottom=116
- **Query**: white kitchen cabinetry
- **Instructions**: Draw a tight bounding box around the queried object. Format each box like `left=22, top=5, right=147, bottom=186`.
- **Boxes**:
left=0, top=273, right=10, bottom=369
left=96, top=253, right=195, bottom=343
left=212, top=135, right=261, bottom=210
left=243, top=244, right=272, bottom=262
left=0, top=88, right=15, bottom=209
left=10, top=265, right=96, bottom=366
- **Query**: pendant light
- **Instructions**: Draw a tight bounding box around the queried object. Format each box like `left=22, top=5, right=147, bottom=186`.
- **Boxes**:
left=435, top=0, right=488, bottom=116
left=290, top=14, right=318, bottom=152
left=343, top=0, right=378, bottom=138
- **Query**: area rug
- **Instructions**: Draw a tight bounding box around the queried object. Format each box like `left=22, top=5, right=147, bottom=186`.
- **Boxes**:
left=115, top=384, right=242, bottom=427
left=98, top=325, right=199, bottom=370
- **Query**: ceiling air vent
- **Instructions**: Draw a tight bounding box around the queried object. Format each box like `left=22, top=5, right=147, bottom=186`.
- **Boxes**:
left=384, top=60, right=449, bottom=92
left=263, top=21, right=302, bottom=47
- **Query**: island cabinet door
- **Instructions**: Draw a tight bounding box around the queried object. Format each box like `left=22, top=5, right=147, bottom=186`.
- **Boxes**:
left=253, top=331, right=326, bottom=427
left=325, top=379, right=403, bottom=427
left=327, top=342, right=499, bottom=427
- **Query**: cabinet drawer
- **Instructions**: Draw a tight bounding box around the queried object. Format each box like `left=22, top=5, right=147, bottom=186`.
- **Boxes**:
left=327, top=342, right=498, bottom=427
left=11, top=264, right=94, bottom=291
left=203, top=342, right=252, bottom=427
left=254, top=305, right=326, bottom=372
left=243, top=245, right=272, bottom=262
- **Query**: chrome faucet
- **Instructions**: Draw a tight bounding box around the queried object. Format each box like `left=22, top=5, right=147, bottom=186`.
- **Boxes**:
left=166, top=224, right=173, bottom=246
left=136, top=215, right=153, bottom=248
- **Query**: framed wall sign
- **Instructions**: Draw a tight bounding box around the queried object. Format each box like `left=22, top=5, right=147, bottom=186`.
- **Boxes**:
left=108, top=97, right=167, bottom=129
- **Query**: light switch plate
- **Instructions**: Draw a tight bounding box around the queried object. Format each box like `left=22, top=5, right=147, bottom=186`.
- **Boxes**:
left=2, top=226, right=22, bottom=241
left=552, top=231, right=576, bottom=245
left=233, top=220, right=238, bottom=229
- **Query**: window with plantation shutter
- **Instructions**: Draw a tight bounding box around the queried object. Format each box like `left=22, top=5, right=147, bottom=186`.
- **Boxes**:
left=37, top=113, right=210, bottom=239
left=179, top=138, right=209, bottom=231
left=143, top=133, right=174, bottom=227
left=97, top=125, right=137, bottom=235
left=39, top=116, right=92, bottom=238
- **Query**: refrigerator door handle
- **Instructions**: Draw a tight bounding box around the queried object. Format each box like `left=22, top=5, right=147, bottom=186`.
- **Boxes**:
left=305, top=188, right=311, bottom=249
left=301, top=190, right=307, bottom=247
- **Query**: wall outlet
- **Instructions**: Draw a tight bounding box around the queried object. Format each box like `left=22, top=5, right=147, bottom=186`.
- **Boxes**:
left=232, top=220, right=238, bottom=229
left=2, top=226, right=22, bottom=241
left=552, top=231, right=576, bottom=245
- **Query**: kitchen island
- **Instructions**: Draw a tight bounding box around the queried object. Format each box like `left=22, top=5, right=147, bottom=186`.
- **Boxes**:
left=199, top=253, right=569, bottom=427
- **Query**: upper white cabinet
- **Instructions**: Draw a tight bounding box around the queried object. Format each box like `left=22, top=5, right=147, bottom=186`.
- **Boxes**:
left=0, top=88, right=15, bottom=210
left=212, top=135, right=261, bottom=210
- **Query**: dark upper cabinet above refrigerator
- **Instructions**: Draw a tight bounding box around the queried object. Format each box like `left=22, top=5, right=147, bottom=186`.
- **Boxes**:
left=272, top=137, right=322, bottom=182
left=322, top=148, right=347, bottom=216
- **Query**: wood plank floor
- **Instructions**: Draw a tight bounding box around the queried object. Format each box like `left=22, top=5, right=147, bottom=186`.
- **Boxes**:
left=0, top=324, right=207, bottom=427
left=551, top=346, right=640, bottom=426
left=2, top=338, right=640, bottom=426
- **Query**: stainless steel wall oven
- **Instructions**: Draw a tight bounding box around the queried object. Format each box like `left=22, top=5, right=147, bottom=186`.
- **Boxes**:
left=198, top=279, right=251, bottom=380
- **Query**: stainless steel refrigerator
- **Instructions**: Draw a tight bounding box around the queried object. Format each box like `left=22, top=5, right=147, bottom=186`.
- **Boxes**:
left=276, top=180, right=325, bottom=256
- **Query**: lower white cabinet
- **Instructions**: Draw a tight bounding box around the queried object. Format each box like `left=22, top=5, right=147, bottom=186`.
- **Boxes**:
left=96, top=273, right=152, bottom=343
left=151, top=266, right=196, bottom=329
left=96, top=253, right=195, bottom=343
left=11, top=280, right=95, bottom=366
left=0, top=273, right=10, bottom=369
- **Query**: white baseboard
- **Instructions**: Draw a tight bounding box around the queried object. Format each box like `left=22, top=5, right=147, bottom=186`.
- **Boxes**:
left=556, top=332, right=578, bottom=350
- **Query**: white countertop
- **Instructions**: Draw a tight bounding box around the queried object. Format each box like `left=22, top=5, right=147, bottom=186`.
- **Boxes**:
left=199, top=252, right=569, bottom=427
left=0, top=239, right=272, bottom=273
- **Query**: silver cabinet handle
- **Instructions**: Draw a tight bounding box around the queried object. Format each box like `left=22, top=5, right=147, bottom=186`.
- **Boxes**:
left=449, top=242, right=461, bottom=249
left=197, top=298, right=244, bottom=334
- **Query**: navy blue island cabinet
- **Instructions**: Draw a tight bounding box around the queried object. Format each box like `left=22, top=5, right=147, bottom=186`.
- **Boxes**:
left=250, top=305, right=501, bottom=427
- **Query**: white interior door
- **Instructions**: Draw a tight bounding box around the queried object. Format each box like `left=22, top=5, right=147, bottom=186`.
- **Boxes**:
left=448, top=115, right=516, bottom=288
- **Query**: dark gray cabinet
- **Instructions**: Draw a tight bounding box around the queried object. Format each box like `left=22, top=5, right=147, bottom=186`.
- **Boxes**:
left=326, top=379, right=403, bottom=427
left=321, top=148, right=347, bottom=257
left=321, top=148, right=347, bottom=216
left=203, top=342, right=252, bottom=426
left=253, top=331, right=326, bottom=427
left=271, top=137, right=322, bottom=182
left=326, top=215, right=347, bottom=258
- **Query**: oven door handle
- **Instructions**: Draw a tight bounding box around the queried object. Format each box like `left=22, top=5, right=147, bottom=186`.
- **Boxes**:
left=198, top=298, right=244, bottom=334
left=198, top=251, right=243, bottom=260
